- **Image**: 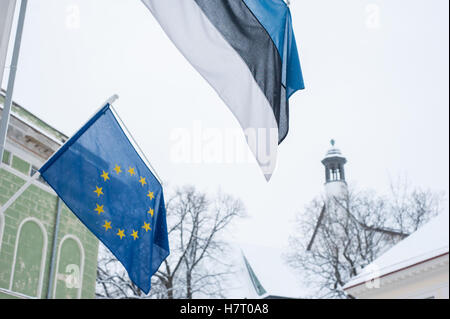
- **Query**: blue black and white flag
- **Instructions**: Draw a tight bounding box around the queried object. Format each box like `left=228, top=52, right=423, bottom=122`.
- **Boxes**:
left=39, top=103, right=170, bottom=294
left=142, top=0, right=305, bottom=180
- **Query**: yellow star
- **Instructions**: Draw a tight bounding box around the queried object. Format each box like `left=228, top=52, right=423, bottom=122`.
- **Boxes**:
left=102, top=220, right=112, bottom=231
left=148, top=208, right=154, bottom=217
left=139, top=177, right=147, bottom=186
left=117, top=229, right=125, bottom=239
left=113, top=165, right=122, bottom=174
left=147, top=191, right=154, bottom=200
left=131, top=230, right=139, bottom=240
left=95, top=204, right=104, bottom=215
left=128, top=167, right=136, bottom=176
left=94, top=186, right=104, bottom=197
left=100, top=170, right=110, bottom=182
left=142, top=222, right=152, bottom=232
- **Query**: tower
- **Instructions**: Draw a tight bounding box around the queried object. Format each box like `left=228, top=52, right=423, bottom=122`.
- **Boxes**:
left=321, top=139, right=348, bottom=198
left=306, top=140, right=349, bottom=251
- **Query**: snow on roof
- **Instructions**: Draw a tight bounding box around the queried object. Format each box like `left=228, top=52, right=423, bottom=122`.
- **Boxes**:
left=1, top=92, right=68, bottom=144
left=344, top=212, right=449, bottom=289
left=226, top=242, right=309, bottom=298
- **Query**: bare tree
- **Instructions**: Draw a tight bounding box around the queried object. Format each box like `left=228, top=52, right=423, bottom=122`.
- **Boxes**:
left=286, top=182, right=444, bottom=299
left=96, top=185, right=245, bottom=299
left=96, top=244, right=161, bottom=299
left=156, top=186, right=245, bottom=298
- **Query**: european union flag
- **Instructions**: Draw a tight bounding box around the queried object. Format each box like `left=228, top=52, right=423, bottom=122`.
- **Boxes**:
left=39, top=103, right=170, bottom=294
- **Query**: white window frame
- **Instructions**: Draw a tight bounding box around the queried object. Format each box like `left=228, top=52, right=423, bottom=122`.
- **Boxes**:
left=9, top=217, right=48, bottom=299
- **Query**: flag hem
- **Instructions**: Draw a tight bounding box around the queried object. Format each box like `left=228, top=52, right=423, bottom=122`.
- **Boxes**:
left=39, top=104, right=110, bottom=174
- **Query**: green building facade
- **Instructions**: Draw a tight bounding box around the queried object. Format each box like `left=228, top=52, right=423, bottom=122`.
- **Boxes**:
left=0, top=93, right=99, bottom=299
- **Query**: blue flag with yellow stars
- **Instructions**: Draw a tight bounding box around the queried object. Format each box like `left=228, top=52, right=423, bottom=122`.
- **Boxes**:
left=39, top=103, right=170, bottom=294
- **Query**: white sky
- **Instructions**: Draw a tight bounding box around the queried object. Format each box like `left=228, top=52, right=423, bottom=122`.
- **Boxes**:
left=3, top=0, right=449, bottom=250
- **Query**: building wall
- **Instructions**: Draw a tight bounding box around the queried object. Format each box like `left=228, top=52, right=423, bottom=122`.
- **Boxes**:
left=0, top=159, right=99, bottom=299
left=346, top=255, right=449, bottom=299
left=379, top=269, right=448, bottom=299
left=0, top=100, right=99, bottom=299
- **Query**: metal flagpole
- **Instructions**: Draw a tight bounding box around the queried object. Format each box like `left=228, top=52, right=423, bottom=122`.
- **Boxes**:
left=0, top=94, right=119, bottom=217
left=0, top=0, right=28, bottom=164
left=0, top=168, right=39, bottom=216
left=0, top=0, right=17, bottom=91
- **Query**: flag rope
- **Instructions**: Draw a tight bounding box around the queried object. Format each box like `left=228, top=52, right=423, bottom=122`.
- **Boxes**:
left=110, top=105, right=163, bottom=185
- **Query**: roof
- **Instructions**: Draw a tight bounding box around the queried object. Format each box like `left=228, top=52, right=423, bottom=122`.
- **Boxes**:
left=242, top=253, right=267, bottom=297
left=322, top=140, right=347, bottom=168
left=324, top=147, right=343, bottom=159
left=344, top=212, right=450, bottom=290
left=226, top=243, right=310, bottom=299
left=0, top=90, right=68, bottom=144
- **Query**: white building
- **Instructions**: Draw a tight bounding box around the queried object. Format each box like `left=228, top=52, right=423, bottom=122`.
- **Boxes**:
left=343, top=212, right=449, bottom=299
left=229, top=141, right=449, bottom=299
left=316, top=141, right=449, bottom=299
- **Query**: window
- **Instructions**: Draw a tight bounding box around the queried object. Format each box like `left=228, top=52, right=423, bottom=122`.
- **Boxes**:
left=11, top=155, right=30, bottom=175
left=10, top=218, right=47, bottom=298
left=53, top=236, right=84, bottom=299
left=2, top=149, right=11, bottom=165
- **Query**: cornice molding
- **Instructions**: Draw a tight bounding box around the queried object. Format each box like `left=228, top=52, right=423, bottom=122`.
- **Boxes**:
left=346, top=254, right=449, bottom=297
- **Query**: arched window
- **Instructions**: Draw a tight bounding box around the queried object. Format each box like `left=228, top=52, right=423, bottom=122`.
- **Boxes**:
left=10, top=218, right=47, bottom=298
left=52, top=235, right=84, bottom=299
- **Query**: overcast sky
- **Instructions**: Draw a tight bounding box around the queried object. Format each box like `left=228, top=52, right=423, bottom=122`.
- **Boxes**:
left=3, top=0, right=449, bottom=250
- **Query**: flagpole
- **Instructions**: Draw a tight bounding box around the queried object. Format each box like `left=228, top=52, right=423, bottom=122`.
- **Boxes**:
left=0, top=94, right=119, bottom=217
left=0, top=0, right=28, bottom=164
left=0, top=167, right=38, bottom=216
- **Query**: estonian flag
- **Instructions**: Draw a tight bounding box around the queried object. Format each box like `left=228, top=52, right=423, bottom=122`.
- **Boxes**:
left=39, top=103, right=170, bottom=294
left=142, top=0, right=305, bottom=181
